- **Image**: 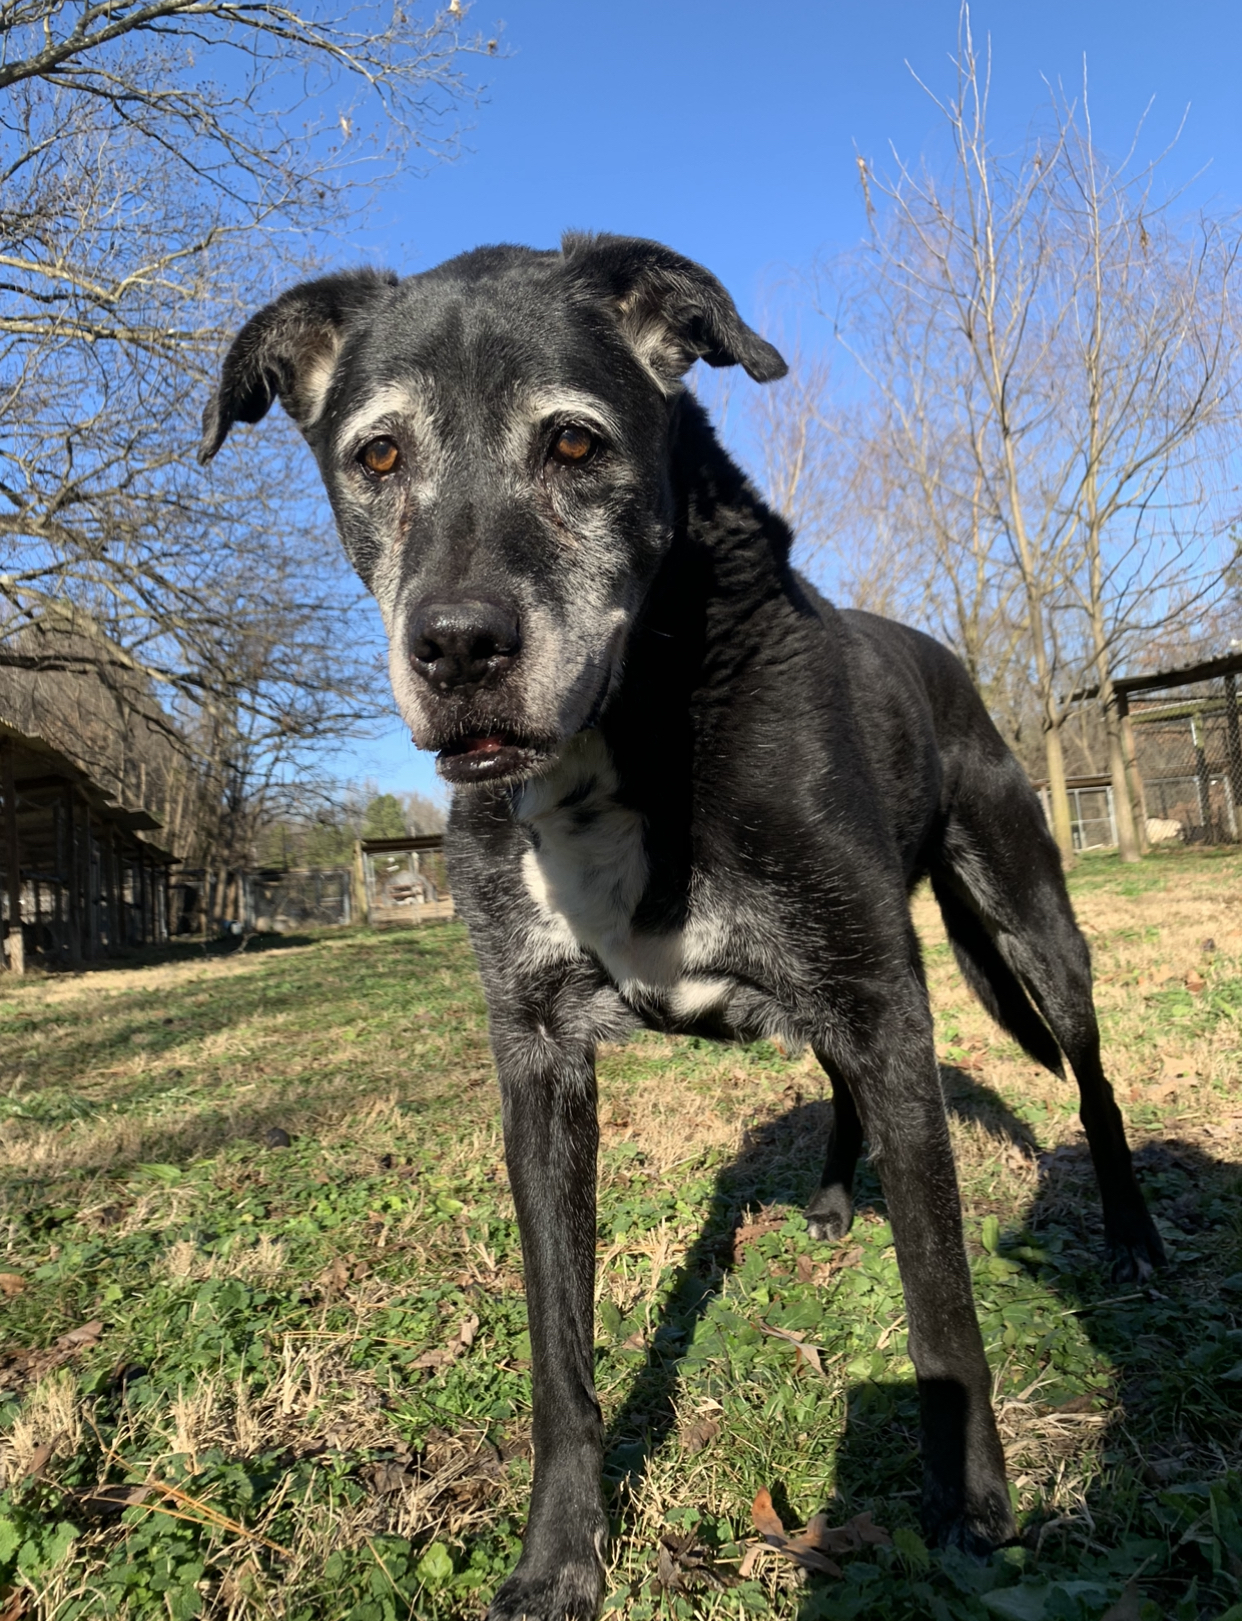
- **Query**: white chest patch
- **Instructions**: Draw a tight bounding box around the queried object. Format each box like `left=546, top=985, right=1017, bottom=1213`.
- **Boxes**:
left=512, top=731, right=731, bottom=1017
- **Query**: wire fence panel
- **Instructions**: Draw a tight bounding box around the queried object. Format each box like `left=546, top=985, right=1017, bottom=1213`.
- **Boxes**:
left=250, top=869, right=352, bottom=931
left=1069, top=785, right=1117, bottom=851
left=1129, top=672, right=1242, bottom=846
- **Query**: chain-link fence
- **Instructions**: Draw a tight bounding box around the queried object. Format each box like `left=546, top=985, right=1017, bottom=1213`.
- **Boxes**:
left=171, top=838, right=453, bottom=937
left=1036, top=656, right=1242, bottom=852
left=170, top=867, right=352, bottom=935
left=1125, top=663, right=1242, bottom=846
left=251, top=868, right=353, bottom=931
left=1035, top=777, right=1121, bottom=852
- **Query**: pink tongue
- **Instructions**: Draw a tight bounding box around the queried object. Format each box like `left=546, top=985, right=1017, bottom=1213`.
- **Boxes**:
left=466, top=735, right=505, bottom=755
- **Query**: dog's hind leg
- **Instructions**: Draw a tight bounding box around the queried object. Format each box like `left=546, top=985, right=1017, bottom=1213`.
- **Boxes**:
left=805, top=1053, right=864, bottom=1242
left=937, top=761, right=1165, bottom=1282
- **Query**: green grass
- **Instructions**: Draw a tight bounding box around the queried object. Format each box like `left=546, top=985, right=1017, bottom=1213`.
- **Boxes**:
left=1, top=847, right=1242, bottom=1620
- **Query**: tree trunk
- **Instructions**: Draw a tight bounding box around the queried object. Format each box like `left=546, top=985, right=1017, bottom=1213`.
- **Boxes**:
left=1118, top=698, right=1149, bottom=855
left=1103, top=694, right=1141, bottom=863
left=1043, top=718, right=1076, bottom=865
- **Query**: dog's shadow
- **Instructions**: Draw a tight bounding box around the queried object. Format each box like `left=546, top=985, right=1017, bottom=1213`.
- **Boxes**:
left=600, top=1066, right=1242, bottom=1595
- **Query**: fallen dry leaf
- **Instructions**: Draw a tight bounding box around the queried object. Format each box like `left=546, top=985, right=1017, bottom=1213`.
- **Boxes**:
left=1185, top=970, right=1206, bottom=994
left=1144, top=1079, right=1186, bottom=1104
left=758, top=1322, right=828, bottom=1379
left=679, top=1417, right=719, bottom=1455
left=738, top=1543, right=766, bottom=1579
left=0, top=1319, right=105, bottom=1396
left=794, top=1343, right=826, bottom=1378
left=316, top=1257, right=352, bottom=1300
left=361, top=1430, right=504, bottom=1505
left=57, top=1320, right=103, bottom=1350
left=946, top=1051, right=986, bottom=1073
left=412, top=1314, right=481, bottom=1370
left=811, top=1510, right=892, bottom=1554
left=0, top=1586, right=27, bottom=1621
left=411, top=1348, right=454, bottom=1369
left=315, top=1257, right=368, bottom=1298
left=361, top=1459, right=411, bottom=1497
left=747, top=1490, right=840, bottom=1577
left=0, top=1274, right=24, bottom=1298
left=655, top=1531, right=736, bottom=1593
left=774, top=1539, right=840, bottom=1577
left=1143, top=1457, right=1185, bottom=1485
left=18, top=1439, right=57, bottom=1484
left=87, top=1483, right=154, bottom=1510
left=795, top=1254, right=815, bottom=1283
left=875, top=1314, right=906, bottom=1352
left=1049, top=1391, right=1107, bottom=1415
left=745, top=1490, right=890, bottom=1579
left=751, top=1487, right=786, bottom=1542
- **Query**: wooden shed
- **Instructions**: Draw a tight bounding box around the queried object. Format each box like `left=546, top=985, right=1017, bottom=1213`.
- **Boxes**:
left=353, top=835, right=454, bottom=926
left=0, top=720, right=176, bottom=972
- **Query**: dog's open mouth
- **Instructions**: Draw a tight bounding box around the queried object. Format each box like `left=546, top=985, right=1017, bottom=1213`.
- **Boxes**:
left=436, top=732, right=545, bottom=785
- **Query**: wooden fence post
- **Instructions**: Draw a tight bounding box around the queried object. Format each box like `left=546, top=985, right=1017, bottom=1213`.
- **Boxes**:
left=353, top=841, right=369, bottom=926
left=2, top=746, right=23, bottom=974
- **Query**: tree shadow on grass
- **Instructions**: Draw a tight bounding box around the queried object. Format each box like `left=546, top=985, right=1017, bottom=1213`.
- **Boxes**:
left=32, top=931, right=322, bottom=976
left=0, top=924, right=477, bottom=1123
left=601, top=1069, right=1242, bottom=1617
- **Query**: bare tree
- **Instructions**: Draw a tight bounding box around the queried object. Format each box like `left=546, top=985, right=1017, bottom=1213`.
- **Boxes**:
left=801, top=14, right=1241, bottom=862
left=743, top=348, right=837, bottom=550
left=842, top=29, right=1086, bottom=857
left=399, top=790, right=448, bottom=836
left=1047, top=101, right=1241, bottom=857
left=0, top=0, right=488, bottom=858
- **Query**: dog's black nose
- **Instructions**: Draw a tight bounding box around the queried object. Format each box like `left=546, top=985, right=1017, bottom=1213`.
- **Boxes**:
left=409, top=600, right=521, bottom=693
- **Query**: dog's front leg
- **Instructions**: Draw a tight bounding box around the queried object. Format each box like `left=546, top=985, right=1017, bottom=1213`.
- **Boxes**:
left=489, top=1019, right=606, bottom=1621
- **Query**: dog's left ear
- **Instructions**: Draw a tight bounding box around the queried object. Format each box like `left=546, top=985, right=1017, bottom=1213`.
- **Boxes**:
left=199, top=268, right=398, bottom=463
left=562, top=233, right=787, bottom=386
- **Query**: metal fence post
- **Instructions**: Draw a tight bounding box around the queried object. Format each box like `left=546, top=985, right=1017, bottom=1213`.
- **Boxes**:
left=1225, top=674, right=1242, bottom=837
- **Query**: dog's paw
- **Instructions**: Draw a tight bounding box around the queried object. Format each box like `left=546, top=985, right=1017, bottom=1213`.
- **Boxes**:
left=1107, top=1217, right=1167, bottom=1285
left=924, top=1489, right=1016, bottom=1559
left=487, top=1559, right=603, bottom=1621
left=804, top=1185, right=854, bottom=1244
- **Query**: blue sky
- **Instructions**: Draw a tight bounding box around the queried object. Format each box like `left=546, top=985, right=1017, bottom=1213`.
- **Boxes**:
left=319, top=0, right=1242, bottom=803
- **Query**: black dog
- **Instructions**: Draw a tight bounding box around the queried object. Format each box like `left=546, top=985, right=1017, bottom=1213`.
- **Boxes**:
left=201, top=235, right=1165, bottom=1620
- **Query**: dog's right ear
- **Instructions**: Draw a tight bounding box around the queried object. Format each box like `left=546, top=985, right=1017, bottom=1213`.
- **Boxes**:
left=199, top=269, right=397, bottom=463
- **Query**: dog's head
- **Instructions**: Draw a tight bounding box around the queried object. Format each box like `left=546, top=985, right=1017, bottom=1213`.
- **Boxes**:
left=200, top=234, right=785, bottom=786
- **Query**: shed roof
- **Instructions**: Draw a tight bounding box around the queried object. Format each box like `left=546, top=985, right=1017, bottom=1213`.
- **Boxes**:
left=0, top=718, right=175, bottom=865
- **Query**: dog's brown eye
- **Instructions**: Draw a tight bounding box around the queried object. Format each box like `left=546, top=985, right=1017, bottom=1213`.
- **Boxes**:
left=550, top=426, right=595, bottom=466
left=360, top=437, right=400, bottom=476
